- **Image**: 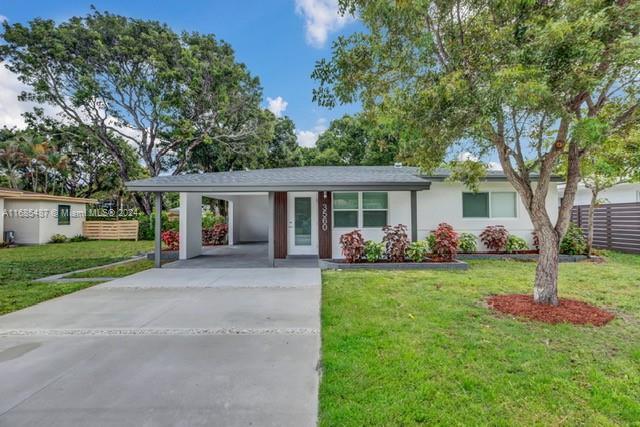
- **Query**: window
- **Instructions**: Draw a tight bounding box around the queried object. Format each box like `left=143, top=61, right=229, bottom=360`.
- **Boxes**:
left=462, top=192, right=517, bottom=218
left=462, top=193, right=489, bottom=218
left=333, top=192, right=358, bottom=227
left=636, top=191, right=640, bottom=202
left=491, top=192, right=516, bottom=217
left=362, top=192, right=388, bottom=227
left=58, top=205, right=71, bottom=225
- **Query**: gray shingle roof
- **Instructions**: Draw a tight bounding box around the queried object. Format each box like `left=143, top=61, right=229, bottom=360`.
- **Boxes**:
left=125, top=165, right=546, bottom=192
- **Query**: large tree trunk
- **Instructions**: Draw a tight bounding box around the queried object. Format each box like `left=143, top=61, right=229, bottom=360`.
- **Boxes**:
left=532, top=221, right=560, bottom=306
left=587, top=190, right=597, bottom=257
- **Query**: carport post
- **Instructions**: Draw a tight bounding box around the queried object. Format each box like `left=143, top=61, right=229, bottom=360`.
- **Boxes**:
left=154, top=192, right=162, bottom=268
left=268, top=191, right=275, bottom=267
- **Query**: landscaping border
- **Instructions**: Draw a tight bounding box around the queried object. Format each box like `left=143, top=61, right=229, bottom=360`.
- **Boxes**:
left=319, top=259, right=468, bottom=270
left=457, top=253, right=589, bottom=262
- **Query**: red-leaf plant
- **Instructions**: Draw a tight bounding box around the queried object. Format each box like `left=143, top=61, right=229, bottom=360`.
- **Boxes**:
left=339, top=229, right=365, bottom=263
left=161, top=230, right=179, bottom=251
left=432, top=222, right=459, bottom=262
left=382, top=224, right=409, bottom=262
left=202, top=223, right=228, bottom=245
left=479, top=225, right=508, bottom=252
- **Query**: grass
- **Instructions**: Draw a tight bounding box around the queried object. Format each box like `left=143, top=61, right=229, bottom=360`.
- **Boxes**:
left=320, top=252, right=640, bottom=426
left=65, top=259, right=155, bottom=278
left=0, top=240, right=154, bottom=315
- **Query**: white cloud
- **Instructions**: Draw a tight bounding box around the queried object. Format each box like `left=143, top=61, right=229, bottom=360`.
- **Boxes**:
left=266, top=96, right=288, bottom=117
left=296, top=117, right=327, bottom=147
left=0, top=66, right=36, bottom=129
left=295, top=0, right=353, bottom=48
left=0, top=15, right=8, bottom=23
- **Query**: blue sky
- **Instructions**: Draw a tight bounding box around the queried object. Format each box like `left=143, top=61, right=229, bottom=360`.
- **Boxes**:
left=0, top=0, right=362, bottom=146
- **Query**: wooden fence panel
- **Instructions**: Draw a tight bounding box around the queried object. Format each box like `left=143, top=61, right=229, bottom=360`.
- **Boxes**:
left=570, top=202, right=640, bottom=253
left=83, top=220, right=139, bottom=241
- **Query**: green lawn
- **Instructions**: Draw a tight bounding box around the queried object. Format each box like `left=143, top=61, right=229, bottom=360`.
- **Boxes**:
left=0, top=240, right=154, bottom=315
left=65, top=259, right=155, bottom=278
left=320, top=252, right=640, bottom=426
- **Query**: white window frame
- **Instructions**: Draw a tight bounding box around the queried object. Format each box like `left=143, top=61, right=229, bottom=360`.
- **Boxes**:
left=462, top=191, right=518, bottom=219
left=333, top=191, right=390, bottom=228
left=362, top=192, right=389, bottom=228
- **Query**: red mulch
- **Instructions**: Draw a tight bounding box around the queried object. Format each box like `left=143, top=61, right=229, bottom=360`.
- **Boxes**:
left=486, top=294, right=615, bottom=326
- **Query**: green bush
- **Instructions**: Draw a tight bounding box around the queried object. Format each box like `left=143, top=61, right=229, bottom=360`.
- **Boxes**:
left=560, top=222, right=587, bottom=255
left=363, top=240, right=385, bottom=262
left=406, top=240, right=429, bottom=262
left=458, top=233, right=477, bottom=253
left=202, top=211, right=225, bottom=229
left=49, top=234, right=68, bottom=243
left=69, top=234, right=89, bottom=243
left=426, top=232, right=436, bottom=253
left=505, top=235, right=528, bottom=252
left=137, top=212, right=179, bottom=240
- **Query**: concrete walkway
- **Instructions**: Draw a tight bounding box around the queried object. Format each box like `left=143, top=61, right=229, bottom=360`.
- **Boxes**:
left=0, top=267, right=321, bottom=426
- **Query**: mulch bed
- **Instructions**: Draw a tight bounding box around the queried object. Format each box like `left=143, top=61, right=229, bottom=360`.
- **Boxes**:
left=486, top=294, right=615, bottom=326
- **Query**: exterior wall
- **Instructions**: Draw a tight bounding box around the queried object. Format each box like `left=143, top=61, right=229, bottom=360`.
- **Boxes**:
left=4, top=200, right=86, bottom=244
left=179, top=193, right=202, bottom=260
left=569, top=183, right=640, bottom=205
left=227, top=194, right=269, bottom=243
left=417, top=182, right=558, bottom=250
left=331, top=191, right=412, bottom=258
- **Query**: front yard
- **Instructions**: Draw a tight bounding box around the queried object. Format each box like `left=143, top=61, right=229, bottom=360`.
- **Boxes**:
left=320, top=252, right=640, bottom=426
left=0, top=240, right=153, bottom=314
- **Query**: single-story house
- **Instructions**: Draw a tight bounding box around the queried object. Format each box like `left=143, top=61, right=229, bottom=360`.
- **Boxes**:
left=0, top=188, right=96, bottom=244
left=559, top=182, right=640, bottom=205
left=126, top=166, right=561, bottom=265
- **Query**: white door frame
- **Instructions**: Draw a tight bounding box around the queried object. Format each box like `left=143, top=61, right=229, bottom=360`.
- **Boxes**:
left=287, top=192, right=318, bottom=255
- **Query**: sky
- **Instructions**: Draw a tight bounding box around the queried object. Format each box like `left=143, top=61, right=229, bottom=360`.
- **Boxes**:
left=0, top=0, right=363, bottom=147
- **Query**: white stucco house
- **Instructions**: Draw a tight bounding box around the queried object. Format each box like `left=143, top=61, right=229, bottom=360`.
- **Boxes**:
left=126, top=166, right=561, bottom=266
left=0, top=188, right=95, bottom=244
left=559, top=182, right=640, bottom=206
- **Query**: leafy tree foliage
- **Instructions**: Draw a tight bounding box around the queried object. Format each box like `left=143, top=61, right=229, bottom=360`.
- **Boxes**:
left=1, top=9, right=267, bottom=212
left=313, top=0, right=640, bottom=305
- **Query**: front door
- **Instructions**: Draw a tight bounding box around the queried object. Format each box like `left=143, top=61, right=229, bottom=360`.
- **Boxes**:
left=288, top=192, right=318, bottom=255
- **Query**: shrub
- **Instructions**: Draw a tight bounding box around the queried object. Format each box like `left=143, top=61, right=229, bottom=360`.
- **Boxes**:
left=426, top=232, right=436, bottom=253
left=480, top=225, right=509, bottom=252
left=49, top=234, right=68, bottom=243
left=137, top=211, right=178, bottom=240
left=363, top=240, right=385, bottom=262
left=161, top=230, right=179, bottom=251
left=339, top=229, right=365, bottom=263
left=560, top=222, right=587, bottom=255
left=202, top=211, right=225, bottom=229
left=458, top=233, right=477, bottom=253
left=382, top=224, right=409, bottom=262
left=432, top=223, right=459, bottom=262
left=505, top=235, right=529, bottom=252
left=406, top=240, right=429, bottom=262
left=69, top=234, right=89, bottom=242
left=202, top=223, right=228, bottom=245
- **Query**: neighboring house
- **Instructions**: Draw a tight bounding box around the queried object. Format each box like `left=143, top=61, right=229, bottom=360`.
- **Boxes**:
left=0, top=188, right=96, bottom=244
left=559, top=182, right=640, bottom=206
left=126, top=166, right=561, bottom=262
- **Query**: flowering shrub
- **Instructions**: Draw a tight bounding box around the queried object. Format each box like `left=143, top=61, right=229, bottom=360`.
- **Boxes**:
left=382, top=224, right=409, bottom=262
left=505, top=235, right=528, bottom=252
left=480, top=225, right=509, bottom=252
left=406, top=240, right=429, bottom=262
left=49, top=233, right=68, bottom=243
left=339, top=229, right=365, bottom=263
left=161, top=230, right=179, bottom=251
left=202, top=223, right=228, bottom=245
left=458, top=232, right=477, bottom=253
left=364, top=240, right=385, bottom=262
left=432, top=223, right=459, bottom=261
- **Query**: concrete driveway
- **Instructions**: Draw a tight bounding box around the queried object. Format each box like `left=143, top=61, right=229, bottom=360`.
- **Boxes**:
left=0, top=267, right=321, bottom=427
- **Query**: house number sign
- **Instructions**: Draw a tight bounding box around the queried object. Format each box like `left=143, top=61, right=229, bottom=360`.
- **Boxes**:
left=321, top=202, right=329, bottom=231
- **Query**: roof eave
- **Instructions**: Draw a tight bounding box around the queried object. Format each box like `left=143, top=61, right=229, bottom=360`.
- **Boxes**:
left=126, top=182, right=432, bottom=193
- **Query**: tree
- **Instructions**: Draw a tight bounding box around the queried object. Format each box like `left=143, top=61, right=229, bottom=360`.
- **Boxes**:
left=313, top=0, right=640, bottom=305
left=1, top=9, right=266, bottom=213
left=580, top=128, right=640, bottom=255
left=316, top=115, right=368, bottom=165
left=265, top=116, right=303, bottom=168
